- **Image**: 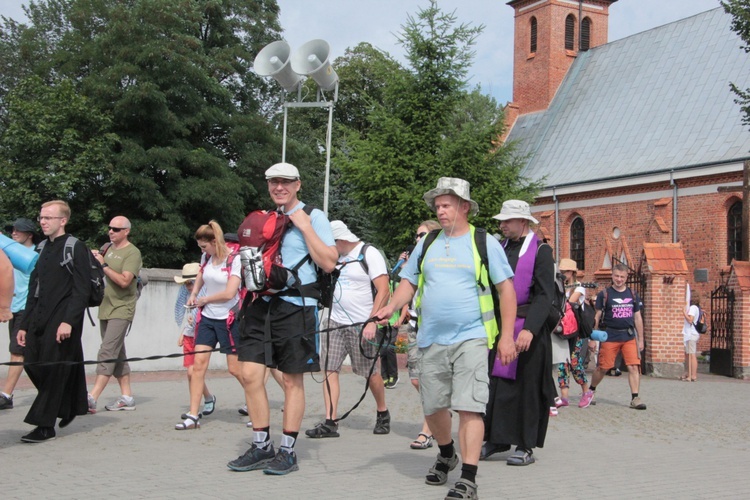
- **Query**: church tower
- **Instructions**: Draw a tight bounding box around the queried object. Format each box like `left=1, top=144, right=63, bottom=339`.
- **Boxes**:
left=506, top=0, right=617, bottom=117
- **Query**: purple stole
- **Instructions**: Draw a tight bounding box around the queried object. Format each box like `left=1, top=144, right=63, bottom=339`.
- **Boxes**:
left=492, top=231, right=539, bottom=380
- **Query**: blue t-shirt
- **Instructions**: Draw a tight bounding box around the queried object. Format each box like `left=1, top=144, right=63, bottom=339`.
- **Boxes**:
left=11, top=268, right=30, bottom=313
left=277, top=201, right=335, bottom=307
left=595, top=287, right=641, bottom=342
left=399, top=230, right=514, bottom=348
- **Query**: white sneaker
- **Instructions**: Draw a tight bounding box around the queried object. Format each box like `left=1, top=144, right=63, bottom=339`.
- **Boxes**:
left=105, top=395, right=136, bottom=411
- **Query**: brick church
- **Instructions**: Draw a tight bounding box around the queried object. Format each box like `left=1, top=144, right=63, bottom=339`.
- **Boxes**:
left=501, top=1, right=750, bottom=378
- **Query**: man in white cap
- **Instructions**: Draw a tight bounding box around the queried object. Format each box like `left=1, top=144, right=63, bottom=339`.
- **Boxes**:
left=305, top=220, right=391, bottom=439
left=376, top=177, right=516, bottom=500
left=230, top=162, right=337, bottom=476
left=482, top=199, right=557, bottom=466
left=1, top=218, right=39, bottom=410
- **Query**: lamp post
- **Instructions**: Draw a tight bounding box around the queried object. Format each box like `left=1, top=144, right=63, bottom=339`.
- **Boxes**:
left=254, top=39, right=339, bottom=215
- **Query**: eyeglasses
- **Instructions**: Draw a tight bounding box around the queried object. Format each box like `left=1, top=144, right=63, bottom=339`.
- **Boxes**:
left=37, top=216, right=63, bottom=222
left=108, top=227, right=127, bottom=232
left=415, top=232, right=427, bottom=241
left=267, top=178, right=298, bottom=186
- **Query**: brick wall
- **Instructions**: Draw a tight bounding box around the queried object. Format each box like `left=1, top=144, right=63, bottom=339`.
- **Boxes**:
left=533, top=171, right=745, bottom=377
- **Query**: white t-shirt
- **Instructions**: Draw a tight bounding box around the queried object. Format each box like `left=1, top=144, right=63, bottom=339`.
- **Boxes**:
left=683, top=304, right=699, bottom=341
left=200, top=253, right=241, bottom=320
left=566, top=285, right=586, bottom=305
left=330, top=242, right=388, bottom=324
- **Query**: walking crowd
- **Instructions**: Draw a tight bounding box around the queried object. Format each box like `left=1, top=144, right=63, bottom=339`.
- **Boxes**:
left=1, top=164, right=653, bottom=500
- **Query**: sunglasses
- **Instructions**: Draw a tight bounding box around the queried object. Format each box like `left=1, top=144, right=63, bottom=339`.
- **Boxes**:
left=415, top=232, right=427, bottom=241
left=109, top=227, right=127, bottom=232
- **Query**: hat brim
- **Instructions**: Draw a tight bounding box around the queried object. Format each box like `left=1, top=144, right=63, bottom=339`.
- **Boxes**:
left=174, top=274, right=197, bottom=284
left=423, top=188, right=479, bottom=216
left=265, top=175, right=299, bottom=180
left=492, top=213, right=539, bottom=224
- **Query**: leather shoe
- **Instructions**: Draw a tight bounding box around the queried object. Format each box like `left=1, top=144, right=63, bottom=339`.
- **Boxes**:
left=479, top=442, right=510, bottom=460
left=21, top=426, right=56, bottom=443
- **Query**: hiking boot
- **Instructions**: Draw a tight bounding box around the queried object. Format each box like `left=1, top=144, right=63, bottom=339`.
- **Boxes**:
left=384, top=376, right=399, bottom=389
left=227, top=443, right=275, bottom=472
left=263, top=448, right=299, bottom=475
left=305, top=421, right=339, bottom=438
left=105, top=395, right=136, bottom=411
left=21, top=426, right=56, bottom=443
left=0, top=393, right=13, bottom=410
left=579, top=390, right=594, bottom=408
left=202, top=395, right=216, bottom=416
left=630, top=396, right=647, bottom=410
left=373, top=410, right=390, bottom=435
left=87, top=393, right=97, bottom=414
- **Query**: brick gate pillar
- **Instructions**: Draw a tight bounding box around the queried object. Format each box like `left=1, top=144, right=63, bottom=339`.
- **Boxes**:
left=641, top=243, right=689, bottom=378
left=727, top=261, right=750, bottom=379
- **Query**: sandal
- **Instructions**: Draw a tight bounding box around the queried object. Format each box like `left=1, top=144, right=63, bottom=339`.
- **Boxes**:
left=410, top=433, right=434, bottom=450
left=304, top=421, right=339, bottom=438
left=445, top=478, right=478, bottom=500
left=202, top=395, right=216, bottom=416
left=425, top=450, right=458, bottom=486
left=679, top=375, right=690, bottom=381
left=506, top=448, right=535, bottom=466
left=175, top=414, right=200, bottom=430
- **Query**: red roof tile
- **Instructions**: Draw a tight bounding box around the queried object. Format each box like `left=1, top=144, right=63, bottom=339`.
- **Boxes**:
left=642, top=243, right=688, bottom=275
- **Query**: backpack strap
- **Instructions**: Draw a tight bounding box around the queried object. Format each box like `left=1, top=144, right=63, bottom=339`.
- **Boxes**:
left=61, top=236, right=77, bottom=274
left=416, top=229, right=441, bottom=274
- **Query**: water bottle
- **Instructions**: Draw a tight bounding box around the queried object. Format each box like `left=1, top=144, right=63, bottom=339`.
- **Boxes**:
left=0, top=233, right=38, bottom=274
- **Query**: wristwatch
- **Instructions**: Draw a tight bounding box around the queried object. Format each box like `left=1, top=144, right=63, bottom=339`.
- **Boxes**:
left=102, top=263, right=109, bottom=268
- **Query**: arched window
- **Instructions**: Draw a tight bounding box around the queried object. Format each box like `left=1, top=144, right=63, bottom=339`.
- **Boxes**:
left=570, top=217, right=585, bottom=270
left=728, top=201, right=742, bottom=264
left=565, top=14, right=575, bottom=50
left=530, top=17, right=537, bottom=53
left=581, top=17, right=591, bottom=51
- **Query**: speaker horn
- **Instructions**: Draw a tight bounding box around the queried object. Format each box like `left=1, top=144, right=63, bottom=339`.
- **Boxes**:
left=291, top=39, right=339, bottom=91
left=254, top=40, right=303, bottom=92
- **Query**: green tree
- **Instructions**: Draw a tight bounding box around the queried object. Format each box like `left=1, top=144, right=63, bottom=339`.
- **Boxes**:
left=723, top=0, right=750, bottom=128
left=338, top=1, right=538, bottom=255
left=0, top=0, right=288, bottom=266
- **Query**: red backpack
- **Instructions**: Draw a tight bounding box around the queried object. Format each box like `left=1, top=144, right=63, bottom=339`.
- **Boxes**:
left=237, top=209, right=292, bottom=294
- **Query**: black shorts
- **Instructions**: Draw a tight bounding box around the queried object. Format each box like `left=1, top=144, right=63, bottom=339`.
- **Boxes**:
left=238, top=297, right=320, bottom=374
left=8, top=311, right=24, bottom=356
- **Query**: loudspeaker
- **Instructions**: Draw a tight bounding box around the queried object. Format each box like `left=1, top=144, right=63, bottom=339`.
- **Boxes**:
left=254, top=40, right=302, bottom=92
left=291, top=39, right=339, bottom=91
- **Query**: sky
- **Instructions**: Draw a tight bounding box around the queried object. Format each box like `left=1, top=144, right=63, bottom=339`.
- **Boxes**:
left=1, top=0, right=724, bottom=103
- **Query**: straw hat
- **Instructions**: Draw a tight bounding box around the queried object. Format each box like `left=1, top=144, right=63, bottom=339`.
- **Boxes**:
left=174, top=263, right=200, bottom=284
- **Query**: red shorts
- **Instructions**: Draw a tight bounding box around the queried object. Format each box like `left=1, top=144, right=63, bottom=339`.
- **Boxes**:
left=598, top=339, right=640, bottom=370
left=183, top=336, right=196, bottom=368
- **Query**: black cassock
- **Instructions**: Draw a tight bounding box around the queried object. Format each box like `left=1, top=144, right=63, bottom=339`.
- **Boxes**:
left=484, top=237, right=557, bottom=450
left=18, top=233, right=89, bottom=427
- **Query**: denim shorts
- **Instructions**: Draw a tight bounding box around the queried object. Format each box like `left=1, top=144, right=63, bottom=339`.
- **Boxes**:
left=196, top=316, right=239, bottom=355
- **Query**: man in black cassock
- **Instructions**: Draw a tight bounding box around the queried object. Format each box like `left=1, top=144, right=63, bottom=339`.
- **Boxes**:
left=482, top=200, right=557, bottom=466
left=17, top=200, right=89, bottom=443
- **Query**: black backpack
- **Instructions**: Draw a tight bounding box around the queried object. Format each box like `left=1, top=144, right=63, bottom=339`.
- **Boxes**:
left=694, top=306, right=708, bottom=334
left=571, top=299, right=596, bottom=339
left=37, top=236, right=106, bottom=325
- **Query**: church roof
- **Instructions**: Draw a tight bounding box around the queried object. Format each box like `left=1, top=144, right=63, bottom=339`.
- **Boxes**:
left=507, top=8, right=750, bottom=189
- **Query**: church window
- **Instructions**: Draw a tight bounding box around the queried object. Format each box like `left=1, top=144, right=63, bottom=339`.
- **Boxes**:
left=571, top=217, right=585, bottom=270
left=728, top=201, right=742, bottom=264
left=565, top=14, right=575, bottom=50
